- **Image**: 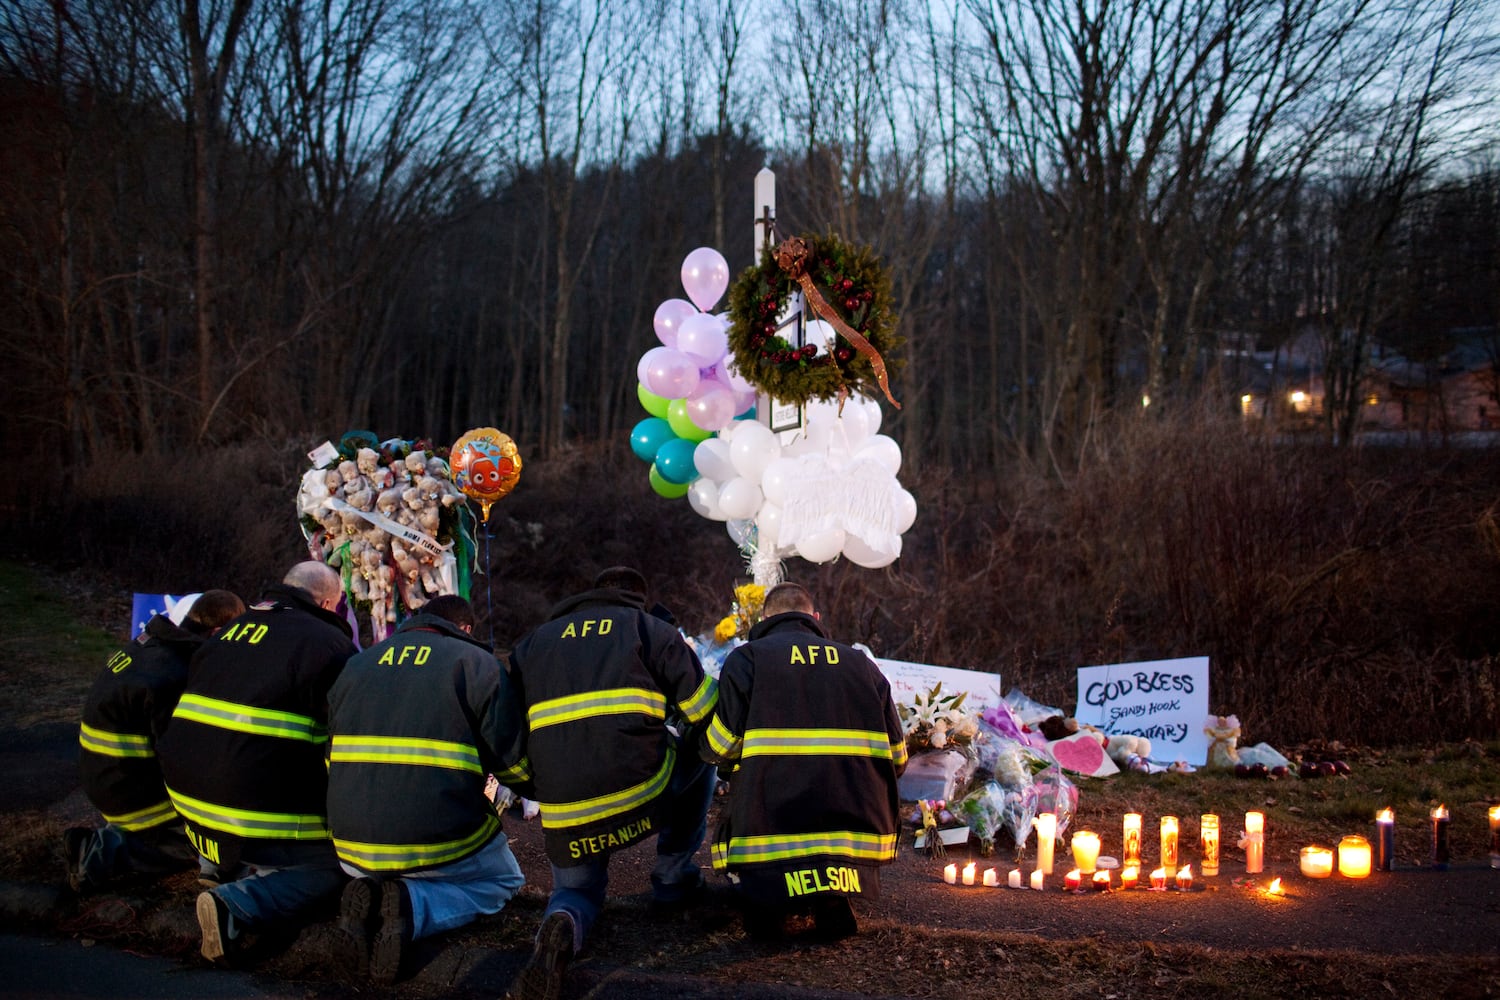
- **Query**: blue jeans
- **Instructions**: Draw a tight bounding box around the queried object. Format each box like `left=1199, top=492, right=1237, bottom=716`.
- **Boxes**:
left=76, top=821, right=197, bottom=889
left=210, top=840, right=346, bottom=932
left=542, top=750, right=715, bottom=952
left=341, top=832, right=526, bottom=940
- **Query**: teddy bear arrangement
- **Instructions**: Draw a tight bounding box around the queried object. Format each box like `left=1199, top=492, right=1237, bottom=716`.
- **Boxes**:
left=296, top=433, right=470, bottom=639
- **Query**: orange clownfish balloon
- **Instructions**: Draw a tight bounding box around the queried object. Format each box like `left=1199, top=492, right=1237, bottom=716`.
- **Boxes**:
left=450, top=428, right=522, bottom=521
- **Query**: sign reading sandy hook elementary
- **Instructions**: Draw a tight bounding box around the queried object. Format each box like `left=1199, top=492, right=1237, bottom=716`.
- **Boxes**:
left=1073, top=656, right=1211, bottom=765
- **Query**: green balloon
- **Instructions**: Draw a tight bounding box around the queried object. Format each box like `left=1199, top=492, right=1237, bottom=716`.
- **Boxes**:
left=637, top=382, right=670, bottom=419
left=666, top=397, right=712, bottom=442
left=649, top=464, right=691, bottom=498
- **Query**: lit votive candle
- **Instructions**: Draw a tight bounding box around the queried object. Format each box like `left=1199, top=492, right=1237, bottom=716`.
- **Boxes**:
left=1338, top=835, right=1371, bottom=878
left=1244, top=811, right=1265, bottom=874
left=1300, top=845, right=1334, bottom=878
left=1031, top=869, right=1044, bottom=891
left=943, top=863, right=957, bottom=884
left=1375, top=808, right=1395, bottom=872
left=1123, top=812, right=1143, bottom=866
left=1175, top=864, right=1194, bottom=890
left=1064, top=868, right=1082, bottom=891
left=962, top=861, right=976, bottom=885
left=1489, top=804, right=1500, bottom=870
left=1431, top=804, right=1450, bottom=870
left=1008, top=868, right=1023, bottom=889
left=983, top=867, right=999, bottom=887
left=1092, top=869, right=1112, bottom=892
left=1160, top=816, right=1179, bottom=871
left=1035, top=812, right=1057, bottom=875
left=1071, top=830, right=1101, bottom=874
left=1120, top=865, right=1140, bottom=889
left=1200, top=814, right=1220, bottom=876
left=1149, top=866, right=1168, bottom=890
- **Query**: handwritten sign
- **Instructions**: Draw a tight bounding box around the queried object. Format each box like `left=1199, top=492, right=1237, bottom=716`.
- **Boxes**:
left=865, top=651, right=1003, bottom=712
left=1073, top=657, right=1210, bottom=765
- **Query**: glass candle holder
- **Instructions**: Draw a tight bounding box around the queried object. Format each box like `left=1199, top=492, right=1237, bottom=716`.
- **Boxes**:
left=1338, top=835, right=1371, bottom=878
left=1123, top=812, right=1143, bottom=867
left=1375, top=808, right=1395, bottom=872
left=1200, top=814, right=1220, bottom=876
left=1071, top=830, right=1101, bottom=874
left=1300, top=845, right=1334, bottom=878
left=1489, top=804, right=1500, bottom=870
left=1064, top=868, right=1082, bottom=891
left=1149, top=867, right=1168, bottom=890
left=1175, top=864, right=1194, bottom=890
left=1160, top=816, right=1179, bottom=871
left=1244, top=811, right=1265, bottom=874
left=943, top=863, right=957, bottom=884
left=1431, top=804, right=1450, bottom=870
left=962, top=861, right=976, bottom=885
left=1119, top=865, right=1139, bottom=889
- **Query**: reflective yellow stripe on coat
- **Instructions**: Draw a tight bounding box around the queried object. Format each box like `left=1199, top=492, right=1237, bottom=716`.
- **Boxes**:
left=102, top=799, right=179, bottom=831
left=740, top=727, right=898, bottom=760
left=678, top=675, right=718, bottom=724
left=539, top=746, right=675, bottom=830
left=335, top=814, right=500, bottom=871
left=527, top=688, right=667, bottom=731
left=172, top=693, right=327, bottom=743
left=720, top=830, right=898, bottom=867
left=330, top=735, right=482, bottom=774
left=79, top=722, right=153, bottom=758
left=166, top=786, right=329, bottom=840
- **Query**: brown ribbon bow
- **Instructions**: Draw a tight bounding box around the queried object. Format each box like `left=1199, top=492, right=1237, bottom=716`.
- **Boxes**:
left=774, top=237, right=900, bottom=409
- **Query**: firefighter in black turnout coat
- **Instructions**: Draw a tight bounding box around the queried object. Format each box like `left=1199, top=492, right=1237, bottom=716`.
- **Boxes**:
left=67, top=590, right=245, bottom=893
left=157, top=561, right=356, bottom=964
left=700, top=581, right=907, bottom=941
left=506, top=566, right=718, bottom=1000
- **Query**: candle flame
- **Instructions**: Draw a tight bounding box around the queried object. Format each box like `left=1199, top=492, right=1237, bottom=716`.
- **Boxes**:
left=1431, top=803, right=1449, bottom=820
left=1267, top=877, right=1283, bottom=894
left=1376, top=807, right=1394, bottom=823
left=1178, top=864, right=1193, bottom=877
left=1150, top=867, right=1167, bottom=879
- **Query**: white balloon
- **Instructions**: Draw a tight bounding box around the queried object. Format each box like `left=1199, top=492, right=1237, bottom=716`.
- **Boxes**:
left=836, top=402, right=873, bottom=450
left=726, top=518, right=755, bottom=548
left=729, top=421, right=780, bottom=481
left=805, top=397, right=841, bottom=429
left=718, top=476, right=765, bottom=520
left=860, top=396, right=883, bottom=437
left=892, top=488, right=917, bottom=533
left=842, top=533, right=899, bottom=569
left=693, top=437, right=736, bottom=483
left=687, top=478, right=726, bottom=521
left=759, top=457, right=799, bottom=507
left=855, top=434, right=902, bottom=476
left=756, top=502, right=784, bottom=548
left=796, top=527, right=847, bottom=564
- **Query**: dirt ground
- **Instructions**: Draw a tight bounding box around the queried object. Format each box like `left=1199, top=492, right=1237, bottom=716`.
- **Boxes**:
left=1, top=563, right=1497, bottom=999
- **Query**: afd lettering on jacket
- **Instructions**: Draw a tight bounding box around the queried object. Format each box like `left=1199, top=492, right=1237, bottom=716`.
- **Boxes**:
left=377, top=644, right=433, bottom=666
left=218, top=622, right=269, bottom=644
left=788, top=644, right=840, bottom=665
left=567, top=816, right=651, bottom=859
left=560, top=618, right=613, bottom=638
left=784, top=865, right=862, bottom=896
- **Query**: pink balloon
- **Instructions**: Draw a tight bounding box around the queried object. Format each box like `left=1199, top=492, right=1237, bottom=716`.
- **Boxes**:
left=641, top=346, right=701, bottom=400
left=677, top=311, right=728, bottom=366
left=720, top=357, right=755, bottom=394
left=653, top=299, right=696, bottom=349
left=685, top=379, right=737, bottom=432
left=681, top=247, right=730, bottom=312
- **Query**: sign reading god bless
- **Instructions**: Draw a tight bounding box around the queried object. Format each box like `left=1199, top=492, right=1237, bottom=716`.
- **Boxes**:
left=1073, top=657, right=1211, bottom=765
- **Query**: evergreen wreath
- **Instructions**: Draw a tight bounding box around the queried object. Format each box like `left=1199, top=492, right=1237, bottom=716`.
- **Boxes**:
left=726, top=233, right=902, bottom=409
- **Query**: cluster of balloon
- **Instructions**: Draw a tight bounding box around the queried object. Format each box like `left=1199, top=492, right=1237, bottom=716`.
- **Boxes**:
left=630, top=247, right=761, bottom=499
left=628, top=248, right=917, bottom=574
left=687, top=395, right=915, bottom=569
left=450, top=427, right=522, bottom=522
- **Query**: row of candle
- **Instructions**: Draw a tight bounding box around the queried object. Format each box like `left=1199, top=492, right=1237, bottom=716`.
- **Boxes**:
left=941, top=860, right=1194, bottom=891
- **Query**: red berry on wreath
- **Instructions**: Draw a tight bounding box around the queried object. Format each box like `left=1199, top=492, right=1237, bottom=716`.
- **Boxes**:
left=845, top=297, right=860, bottom=311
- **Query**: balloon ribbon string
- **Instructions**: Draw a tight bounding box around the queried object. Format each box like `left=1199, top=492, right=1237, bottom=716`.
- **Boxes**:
left=774, top=236, right=900, bottom=409
left=483, top=525, right=494, bottom=647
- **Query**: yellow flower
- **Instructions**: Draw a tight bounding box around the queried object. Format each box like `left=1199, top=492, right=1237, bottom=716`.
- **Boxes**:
left=714, top=616, right=739, bottom=643
left=734, top=583, right=765, bottom=616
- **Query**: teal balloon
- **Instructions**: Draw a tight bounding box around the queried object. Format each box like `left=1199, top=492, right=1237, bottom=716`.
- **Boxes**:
left=666, top=397, right=713, bottom=442
left=637, top=383, right=670, bottom=419
left=649, top=464, right=691, bottom=498
left=654, top=437, right=699, bottom=484
left=630, top=417, right=674, bottom=463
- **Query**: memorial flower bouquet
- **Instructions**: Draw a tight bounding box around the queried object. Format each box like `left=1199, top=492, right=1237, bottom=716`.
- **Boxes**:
left=899, top=683, right=981, bottom=754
